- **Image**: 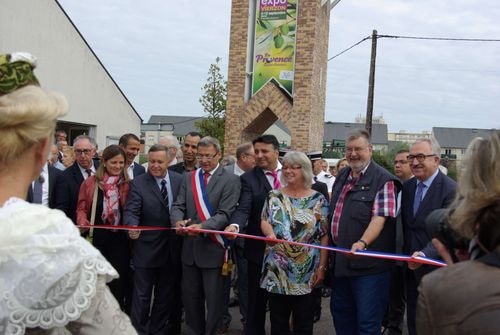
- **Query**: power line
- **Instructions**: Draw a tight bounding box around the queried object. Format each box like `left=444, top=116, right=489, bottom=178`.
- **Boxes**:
left=378, top=34, right=500, bottom=42
left=328, top=34, right=500, bottom=61
left=328, top=35, right=371, bottom=61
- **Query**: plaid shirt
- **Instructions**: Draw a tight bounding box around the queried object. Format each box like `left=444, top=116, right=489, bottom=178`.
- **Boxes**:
left=331, top=172, right=396, bottom=243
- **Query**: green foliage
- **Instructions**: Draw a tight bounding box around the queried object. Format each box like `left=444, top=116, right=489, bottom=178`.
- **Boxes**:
left=372, top=150, right=392, bottom=172
left=197, top=57, right=227, bottom=152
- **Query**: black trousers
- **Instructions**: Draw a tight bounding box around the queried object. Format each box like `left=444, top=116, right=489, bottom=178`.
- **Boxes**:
left=246, top=261, right=269, bottom=335
left=93, top=230, right=131, bottom=310
left=268, top=292, right=314, bottom=335
left=131, top=266, right=178, bottom=335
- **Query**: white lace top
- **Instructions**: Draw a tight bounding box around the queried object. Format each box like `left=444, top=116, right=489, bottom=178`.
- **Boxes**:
left=0, top=198, right=137, bottom=334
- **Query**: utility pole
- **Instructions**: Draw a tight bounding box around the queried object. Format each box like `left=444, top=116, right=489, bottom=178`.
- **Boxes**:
left=365, top=29, right=377, bottom=136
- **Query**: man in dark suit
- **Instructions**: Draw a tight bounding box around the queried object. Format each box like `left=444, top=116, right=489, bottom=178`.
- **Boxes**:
left=225, top=134, right=282, bottom=335
left=124, top=144, right=182, bottom=335
left=402, top=138, right=456, bottom=335
left=169, top=131, right=202, bottom=174
left=55, top=135, right=98, bottom=223
left=27, top=162, right=61, bottom=208
left=119, top=133, right=145, bottom=179
left=171, top=136, right=241, bottom=335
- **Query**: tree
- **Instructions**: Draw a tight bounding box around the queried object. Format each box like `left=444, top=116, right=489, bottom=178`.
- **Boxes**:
left=196, top=57, right=227, bottom=151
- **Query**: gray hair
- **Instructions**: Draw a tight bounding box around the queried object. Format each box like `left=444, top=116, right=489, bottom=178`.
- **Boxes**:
left=149, top=144, right=175, bottom=160
left=73, top=134, right=96, bottom=148
left=280, top=151, right=313, bottom=189
left=159, top=135, right=180, bottom=150
left=198, top=136, right=221, bottom=153
left=412, top=137, right=441, bottom=156
left=236, top=142, right=253, bottom=160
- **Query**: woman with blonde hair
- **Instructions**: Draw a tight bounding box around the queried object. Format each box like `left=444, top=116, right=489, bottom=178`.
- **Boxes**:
left=0, top=53, right=136, bottom=334
left=417, top=130, right=500, bottom=333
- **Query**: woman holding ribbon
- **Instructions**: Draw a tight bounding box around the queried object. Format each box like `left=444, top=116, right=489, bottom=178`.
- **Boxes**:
left=0, top=52, right=136, bottom=334
left=76, top=144, right=131, bottom=310
left=260, top=151, right=330, bottom=335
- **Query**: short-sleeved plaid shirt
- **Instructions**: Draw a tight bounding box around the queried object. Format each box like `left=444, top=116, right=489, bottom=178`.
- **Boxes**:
left=331, top=172, right=396, bottom=243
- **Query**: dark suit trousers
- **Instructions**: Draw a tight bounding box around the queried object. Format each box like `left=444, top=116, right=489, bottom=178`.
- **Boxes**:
left=182, top=264, right=225, bottom=335
left=246, top=261, right=269, bottom=335
left=131, top=266, right=177, bottom=335
left=405, top=270, right=419, bottom=335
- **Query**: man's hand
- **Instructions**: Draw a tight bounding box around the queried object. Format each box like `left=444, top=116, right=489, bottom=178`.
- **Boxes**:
left=175, top=219, right=191, bottom=236
left=350, top=240, right=366, bottom=253
left=224, top=224, right=239, bottom=240
left=185, top=223, right=202, bottom=236
left=128, top=229, right=141, bottom=240
left=311, top=266, right=326, bottom=288
left=408, top=251, right=425, bottom=270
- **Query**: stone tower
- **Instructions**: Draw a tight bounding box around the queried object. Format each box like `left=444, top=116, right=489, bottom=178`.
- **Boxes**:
left=224, top=0, right=331, bottom=154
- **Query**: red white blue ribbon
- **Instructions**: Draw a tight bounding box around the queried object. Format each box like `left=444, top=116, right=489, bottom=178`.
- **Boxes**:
left=190, top=168, right=230, bottom=254
left=78, top=224, right=447, bottom=267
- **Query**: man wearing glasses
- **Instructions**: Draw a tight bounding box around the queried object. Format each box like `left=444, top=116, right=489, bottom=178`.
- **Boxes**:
left=401, top=138, right=456, bottom=335
left=329, top=129, right=400, bottom=335
left=171, top=136, right=241, bottom=335
left=55, top=134, right=98, bottom=223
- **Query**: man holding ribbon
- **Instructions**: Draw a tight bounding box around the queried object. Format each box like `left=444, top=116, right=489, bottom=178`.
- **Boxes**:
left=172, top=136, right=241, bottom=335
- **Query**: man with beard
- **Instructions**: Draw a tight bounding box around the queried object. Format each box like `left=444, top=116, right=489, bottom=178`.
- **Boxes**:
left=169, top=132, right=202, bottom=174
left=329, top=129, right=400, bottom=334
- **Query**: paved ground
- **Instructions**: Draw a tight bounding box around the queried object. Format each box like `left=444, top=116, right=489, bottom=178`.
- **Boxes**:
left=179, top=295, right=335, bottom=334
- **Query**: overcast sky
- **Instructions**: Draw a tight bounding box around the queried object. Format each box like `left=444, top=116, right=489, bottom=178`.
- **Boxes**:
left=58, top=0, right=499, bottom=133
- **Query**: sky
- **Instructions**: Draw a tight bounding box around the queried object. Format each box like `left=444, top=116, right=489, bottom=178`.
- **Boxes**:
left=57, top=0, right=500, bottom=133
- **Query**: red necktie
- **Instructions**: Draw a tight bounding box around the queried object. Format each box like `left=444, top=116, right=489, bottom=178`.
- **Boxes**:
left=266, top=170, right=281, bottom=190
left=203, top=172, right=210, bottom=187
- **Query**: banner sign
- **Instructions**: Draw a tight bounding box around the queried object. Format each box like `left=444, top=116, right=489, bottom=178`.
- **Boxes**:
left=252, top=0, right=297, bottom=97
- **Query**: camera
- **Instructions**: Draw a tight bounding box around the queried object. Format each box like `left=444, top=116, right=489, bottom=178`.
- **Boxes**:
left=425, top=208, right=470, bottom=262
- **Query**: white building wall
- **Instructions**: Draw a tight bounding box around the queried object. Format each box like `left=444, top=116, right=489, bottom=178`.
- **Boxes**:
left=0, top=0, right=141, bottom=148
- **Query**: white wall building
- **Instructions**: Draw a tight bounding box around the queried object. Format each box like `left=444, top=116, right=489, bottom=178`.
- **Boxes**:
left=0, top=0, right=142, bottom=149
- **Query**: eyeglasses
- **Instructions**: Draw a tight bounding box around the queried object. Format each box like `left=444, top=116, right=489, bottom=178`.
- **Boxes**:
left=346, top=147, right=368, bottom=153
left=196, top=153, right=218, bottom=161
left=282, top=165, right=302, bottom=170
left=74, top=149, right=93, bottom=155
left=407, top=154, right=436, bottom=163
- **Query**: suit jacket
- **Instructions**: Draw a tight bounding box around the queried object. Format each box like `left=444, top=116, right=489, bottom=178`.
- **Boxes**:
left=312, top=180, right=329, bottom=202
left=170, top=166, right=241, bottom=268
left=26, top=165, right=62, bottom=209
left=124, top=171, right=182, bottom=268
left=55, top=161, right=99, bottom=223
left=132, top=162, right=146, bottom=178
left=402, top=171, right=456, bottom=279
left=230, top=167, right=272, bottom=265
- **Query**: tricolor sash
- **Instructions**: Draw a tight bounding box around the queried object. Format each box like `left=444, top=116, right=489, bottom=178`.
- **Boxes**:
left=191, top=168, right=232, bottom=275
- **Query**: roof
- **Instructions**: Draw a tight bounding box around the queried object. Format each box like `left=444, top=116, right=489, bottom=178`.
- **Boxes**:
left=433, top=127, right=497, bottom=149
left=324, top=122, right=388, bottom=145
left=144, top=115, right=205, bottom=136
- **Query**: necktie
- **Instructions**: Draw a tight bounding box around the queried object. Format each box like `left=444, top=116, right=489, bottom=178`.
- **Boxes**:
left=266, top=170, right=281, bottom=190
left=85, top=169, right=92, bottom=178
left=33, top=175, right=44, bottom=204
left=203, top=172, right=210, bottom=187
left=413, top=182, right=426, bottom=216
left=160, top=179, right=169, bottom=207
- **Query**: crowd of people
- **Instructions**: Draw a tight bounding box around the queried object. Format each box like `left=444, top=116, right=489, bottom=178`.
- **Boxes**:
left=2, top=53, right=500, bottom=335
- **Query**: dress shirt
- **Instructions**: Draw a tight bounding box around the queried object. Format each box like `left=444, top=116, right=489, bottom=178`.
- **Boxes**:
left=155, top=174, right=173, bottom=210
left=263, top=161, right=282, bottom=189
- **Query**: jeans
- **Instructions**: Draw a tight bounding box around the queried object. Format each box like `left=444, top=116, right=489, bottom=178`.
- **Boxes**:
left=331, top=271, right=391, bottom=335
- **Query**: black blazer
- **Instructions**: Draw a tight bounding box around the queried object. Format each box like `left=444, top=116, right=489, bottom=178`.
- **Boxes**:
left=54, top=161, right=98, bottom=223
left=231, top=167, right=272, bottom=265
left=124, top=171, right=182, bottom=268
left=312, top=180, right=329, bottom=202
left=402, top=171, right=456, bottom=278
left=132, top=162, right=146, bottom=178
left=26, top=165, right=62, bottom=209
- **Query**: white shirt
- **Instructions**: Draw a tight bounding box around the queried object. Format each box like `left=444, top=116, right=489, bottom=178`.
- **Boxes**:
left=127, top=163, right=135, bottom=180
left=233, top=163, right=246, bottom=176
left=263, top=161, right=282, bottom=189
left=32, top=163, right=49, bottom=207
left=78, top=164, right=96, bottom=180
left=314, top=170, right=335, bottom=193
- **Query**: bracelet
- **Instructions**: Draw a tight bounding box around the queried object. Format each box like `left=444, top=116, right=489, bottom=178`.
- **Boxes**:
left=318, top=265, right=328, bottom=271
left=358, top=239, right=368, bottom=249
